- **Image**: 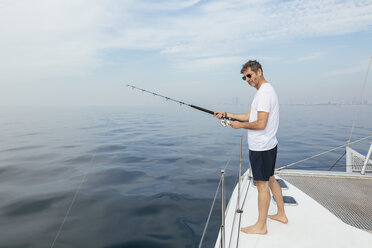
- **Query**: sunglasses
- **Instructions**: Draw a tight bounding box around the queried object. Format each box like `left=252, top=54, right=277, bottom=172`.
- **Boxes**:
left=242, top=74, right=252, bottom=80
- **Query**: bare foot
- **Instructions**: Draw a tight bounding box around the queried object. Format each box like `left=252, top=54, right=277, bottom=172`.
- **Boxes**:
left=240, top=224, right=267, bottom=235
left=268, top=213, right=288, bottom=224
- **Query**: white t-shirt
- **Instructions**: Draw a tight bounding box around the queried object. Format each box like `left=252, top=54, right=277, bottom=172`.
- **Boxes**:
left=247, top=83, right=279, bottom=151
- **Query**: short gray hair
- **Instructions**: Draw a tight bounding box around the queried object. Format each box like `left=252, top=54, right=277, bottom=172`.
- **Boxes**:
left=240, top=60, right=263, bottom=74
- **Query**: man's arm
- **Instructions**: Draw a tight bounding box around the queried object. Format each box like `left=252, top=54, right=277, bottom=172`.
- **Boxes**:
left=230, top=111, right=268, bottom=130
left=214, top=106, right=251, bottom=122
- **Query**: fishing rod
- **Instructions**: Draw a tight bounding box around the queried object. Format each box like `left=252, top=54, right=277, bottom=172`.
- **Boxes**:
left=126, top=84, right=239, bottom=127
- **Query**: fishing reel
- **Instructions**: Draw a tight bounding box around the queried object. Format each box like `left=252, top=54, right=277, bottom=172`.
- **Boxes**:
left=220, top=118, right=232, bottom=127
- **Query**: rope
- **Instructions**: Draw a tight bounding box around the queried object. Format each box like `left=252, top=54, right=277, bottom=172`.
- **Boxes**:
left=276, top=134, right=372, bottom=171
left=50, top=155, right=95, bottom=248
left=328, top=151, right=346, bottom=171
left=347, top=56, right=372, bottom=145
left=50, top=113, right=112, bottom=248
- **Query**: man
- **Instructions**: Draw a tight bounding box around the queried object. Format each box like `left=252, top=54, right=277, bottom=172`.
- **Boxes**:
left=214, top=60, right=288, bottom=235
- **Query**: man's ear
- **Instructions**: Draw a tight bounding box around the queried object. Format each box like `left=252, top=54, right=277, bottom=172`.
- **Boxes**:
left=258, top=68, right=262, bottom=76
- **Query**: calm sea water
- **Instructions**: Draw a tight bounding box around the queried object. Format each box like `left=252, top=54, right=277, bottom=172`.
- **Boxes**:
left=0, top=105, right=371, bottom=248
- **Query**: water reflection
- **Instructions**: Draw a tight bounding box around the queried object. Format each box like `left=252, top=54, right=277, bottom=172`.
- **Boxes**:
left=0, top=105, right=371, bottom=247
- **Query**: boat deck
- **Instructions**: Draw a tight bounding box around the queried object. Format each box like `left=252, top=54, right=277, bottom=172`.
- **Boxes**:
left=277, top=170, right=372, bottom=232
left=214, top=169, right=372, bottom=248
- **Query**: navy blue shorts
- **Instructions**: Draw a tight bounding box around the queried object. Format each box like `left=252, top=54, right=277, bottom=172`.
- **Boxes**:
left=249, top=146, right=277, bottom=181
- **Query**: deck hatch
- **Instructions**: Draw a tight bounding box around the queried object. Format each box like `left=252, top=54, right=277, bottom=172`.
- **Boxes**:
left=272, top=195, right=298, bottom=206
left=276, top=178, right=288, bottom=189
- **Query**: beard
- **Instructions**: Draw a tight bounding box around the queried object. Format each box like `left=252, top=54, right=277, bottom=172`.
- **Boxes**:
left=249, top=78, right=259, bottom=88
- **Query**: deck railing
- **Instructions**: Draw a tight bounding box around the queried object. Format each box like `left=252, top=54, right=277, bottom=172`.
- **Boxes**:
left=361, top=143, right=372, bottom=175
left=220, top=169, right=226, bottom=248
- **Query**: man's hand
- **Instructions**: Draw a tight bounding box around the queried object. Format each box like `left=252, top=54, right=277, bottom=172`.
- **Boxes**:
left=230, top=121, right=242, bottom=129
left=213, top=111, right=225, bottom=119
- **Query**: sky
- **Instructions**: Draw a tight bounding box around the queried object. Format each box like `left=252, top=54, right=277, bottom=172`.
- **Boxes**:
left=1, top=0, right=372, bottom=107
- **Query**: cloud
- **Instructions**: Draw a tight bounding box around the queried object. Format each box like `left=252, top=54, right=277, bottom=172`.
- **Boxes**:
left=328, top=63, right=369, bottom=76
left=111, top=0, right=372, bottom=50
left=104, top=0, right=372, bottom=71
left=296, top=52, right=325, bottom=62
left=1, top=0, right=372, bottom=79
left=173, top=56, right=244, bottom=72
left=0, top=0, right=115, bottom=80
left=130, top=0, right=201, bottom=11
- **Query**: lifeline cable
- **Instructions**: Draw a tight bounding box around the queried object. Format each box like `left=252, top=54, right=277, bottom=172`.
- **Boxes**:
left=328, top=151, right=346, bottom=171
left=347, top=56, right=372, bottom=145
left=276, top=134, right=372, bottom=171
left=281, top=57, right=372, bottom=172
left=235, top=170, right=252, bottom=248
left=198, top=142, right=238, bottom=248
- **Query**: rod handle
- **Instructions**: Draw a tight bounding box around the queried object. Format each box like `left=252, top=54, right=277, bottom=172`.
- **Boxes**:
left=190, top=105, right=215, bottom=115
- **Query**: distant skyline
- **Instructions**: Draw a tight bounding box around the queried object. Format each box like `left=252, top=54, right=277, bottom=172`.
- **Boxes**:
left=1, top=0, right=372, bottom=107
